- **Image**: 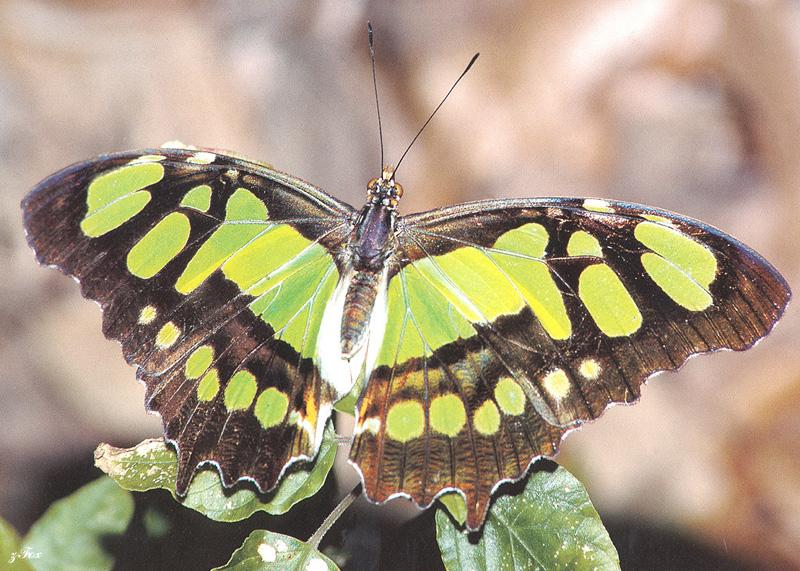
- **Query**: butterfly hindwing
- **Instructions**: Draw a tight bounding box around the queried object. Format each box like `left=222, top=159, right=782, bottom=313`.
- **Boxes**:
left=350, top=197, right=790, bottom=529
left=23, top=148, right=353, bottom=494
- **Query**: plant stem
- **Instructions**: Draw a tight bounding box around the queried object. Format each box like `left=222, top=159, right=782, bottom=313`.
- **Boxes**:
left=308, top=482, right=363, bottom=549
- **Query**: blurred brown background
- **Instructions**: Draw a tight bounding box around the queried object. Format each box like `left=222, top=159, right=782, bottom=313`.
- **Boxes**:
left=1, top=1, right=798, bottom=569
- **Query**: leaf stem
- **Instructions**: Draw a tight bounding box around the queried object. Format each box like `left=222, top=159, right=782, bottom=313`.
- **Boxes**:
left=308, top=482, right=363, bottom=549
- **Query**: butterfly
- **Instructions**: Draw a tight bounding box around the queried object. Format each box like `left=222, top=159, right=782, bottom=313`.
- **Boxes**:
left=22, top=143, right=790, bottom=530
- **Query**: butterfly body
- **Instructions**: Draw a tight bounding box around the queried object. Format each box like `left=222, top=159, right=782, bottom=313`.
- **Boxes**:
left=23, top=146, right=790, bottom=530
left=339, top=167, right=402, bottom=358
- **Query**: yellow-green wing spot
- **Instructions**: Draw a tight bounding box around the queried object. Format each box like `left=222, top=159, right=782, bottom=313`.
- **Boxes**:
left=582, top=198, right=614, bottom=213
left=138, top=305, right=157, bottom=324
left=175, top=187, right=339, bottom=357
left=156, top=321, right=181, bottom=348
left=641, top=253, right=713, bottom=310
left=83, top=162, right=163, bottom=213
left=635, top=222, right=717, bottom=283
left=180, top=184, right=212, bottom=212
left=567, top=230, right=603, bottom=258
left=224, top=224, right=318, bottom=292
left=185, top=345, right=214, bottom=380
left=642, top=214, right=674, bottom=225
left=578, top=263, right=642, bottom=336
left=375, top=278, right=410, bottom=367
left=491, top=223, right=571, bottom=339
left=81, top=193, right=152, bottom=238
left=197, top=369, right=220, bottom=401
left=254, top=388, right=290, bottom=429
left=412, top=233, right=570, bottom=339
left=635, top=221, right=717, bottom=311
left=490, top=251, right=572, bottom=340
left=375, top=278, right=414, bottom=366
left=224, top=370, right=258, bottom=411
left=429, top=394, right=467, bottom=437
left=226, top=187, right=268, bottom=220
left=379, top=223, right=575, bottom=367
left=578, top=358, right=602, bottom=381
left=542, top=368, right=571, bottom=401
left=385, top=400, right=425, bottom=442
left=80, top=162, right=164, bottom=237
left=377, top=267, right=474, bottom=367
left=126, top=212, right=191, bottom=279
left=473, top=400, right=501, bottom=436
left=494, top=377, right=526, bottom=415
left=230, top=236, right=338, bottom=357
left=272, top=262, right=337, bottom=356
left=414, top=247, right=522, bottom=323
left=493, top=222, right=549, bottom=258
left=175, top=188, right=270, bottom=294
left=129, top=154, right=167, bottom=164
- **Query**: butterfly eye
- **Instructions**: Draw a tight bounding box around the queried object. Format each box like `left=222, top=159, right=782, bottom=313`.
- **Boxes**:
left=393, top=182, right=404, bottom=199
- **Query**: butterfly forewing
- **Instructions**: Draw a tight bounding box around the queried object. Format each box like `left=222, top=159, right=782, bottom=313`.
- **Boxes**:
left=349, top=197, right=790, bottom=530
left=23, top=148, right=353, bottom=494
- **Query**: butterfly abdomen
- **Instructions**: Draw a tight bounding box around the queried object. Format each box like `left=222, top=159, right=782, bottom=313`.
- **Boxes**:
left=341, top=269, right=382, bottom=358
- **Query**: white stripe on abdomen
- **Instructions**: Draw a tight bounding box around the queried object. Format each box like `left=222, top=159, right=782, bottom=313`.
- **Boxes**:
left=316, top=267, right=388, bottom=401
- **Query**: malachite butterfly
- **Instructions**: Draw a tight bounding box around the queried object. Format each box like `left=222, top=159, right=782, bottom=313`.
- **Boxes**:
left=22, top=141, right=790, bottom=530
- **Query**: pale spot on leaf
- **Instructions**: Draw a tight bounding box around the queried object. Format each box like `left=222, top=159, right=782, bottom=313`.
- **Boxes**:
left=306, top=558, right=328, bottom=571
left=257, top=542, right=276, bottom=562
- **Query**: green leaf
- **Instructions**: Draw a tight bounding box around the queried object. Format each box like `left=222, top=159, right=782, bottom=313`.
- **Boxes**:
left=214, top=529, right=339, bottom=570
left=142, top=506, right=171, bottom=539
left=1, top=515, right=35, bottom=571
left=95, top=423, right=337, bottom=522
left=435, top=466, right=620, bottom=571
left=332, top=392, right=357, bottom=415
left=22, top=477, right=134, bottom=571
left=438, top=492, right=467, bottom=526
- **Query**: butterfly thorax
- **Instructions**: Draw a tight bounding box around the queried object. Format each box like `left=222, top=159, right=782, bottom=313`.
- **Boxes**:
left=340, top=167, right=403, bottom=357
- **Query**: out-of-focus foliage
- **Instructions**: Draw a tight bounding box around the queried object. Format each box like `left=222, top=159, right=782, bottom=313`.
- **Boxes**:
left=22, top=478, right=134, bottom=571
left=0, top=516, right=35, bottom=571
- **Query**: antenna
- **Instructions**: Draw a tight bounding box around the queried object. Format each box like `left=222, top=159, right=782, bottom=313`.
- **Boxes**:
left=393, top=52, right=479, bottom=177
left=368, top=22, right=384, bottom=171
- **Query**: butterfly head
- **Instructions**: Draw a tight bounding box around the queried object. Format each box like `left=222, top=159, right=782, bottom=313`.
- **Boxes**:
left=367, top=166, right=404, bottom=210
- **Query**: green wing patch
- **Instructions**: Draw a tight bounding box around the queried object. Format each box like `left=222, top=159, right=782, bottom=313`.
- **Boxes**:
left=351, top=197, right=790, bottom=530
left=23, top=148, right=353, bottom=496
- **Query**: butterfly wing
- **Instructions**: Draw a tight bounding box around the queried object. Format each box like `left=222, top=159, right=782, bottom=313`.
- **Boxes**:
left=23, top=148, right=354, bottom=494
left=349, top=196, right=790, bottom=530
